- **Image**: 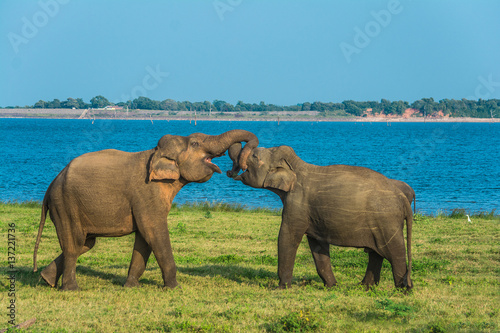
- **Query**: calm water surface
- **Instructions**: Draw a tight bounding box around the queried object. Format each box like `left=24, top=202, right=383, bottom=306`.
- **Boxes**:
left=1, top=118, right=498, bottom=215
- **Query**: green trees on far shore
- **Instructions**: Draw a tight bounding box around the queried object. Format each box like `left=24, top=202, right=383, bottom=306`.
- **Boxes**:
left=33, top=97, right=89, bottom=109
left=4, top=96, right=500, bottom=118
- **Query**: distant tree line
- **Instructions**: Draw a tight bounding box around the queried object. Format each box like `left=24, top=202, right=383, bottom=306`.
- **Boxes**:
left=6, top=95, right=500, bottom=118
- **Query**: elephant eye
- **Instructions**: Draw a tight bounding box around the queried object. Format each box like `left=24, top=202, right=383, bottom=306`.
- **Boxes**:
left=191, top=141, right=199, bottom=148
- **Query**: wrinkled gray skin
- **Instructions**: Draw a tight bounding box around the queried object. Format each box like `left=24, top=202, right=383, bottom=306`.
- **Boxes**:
left=390, top=179, right=416, bottom=214
left=33, top=130, right=258, bottom=291
left=228, top=144, right=413, bottom=290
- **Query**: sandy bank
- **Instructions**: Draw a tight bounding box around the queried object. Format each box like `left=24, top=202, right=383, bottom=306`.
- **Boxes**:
left=0, top=108, right=498, bottom=123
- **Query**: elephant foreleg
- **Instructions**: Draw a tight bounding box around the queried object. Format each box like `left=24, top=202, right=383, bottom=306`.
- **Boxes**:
left=151, top=228, right=178, bottom=289
left=124, top=232, right=152, bottom=288
left=40, top=237, right=96, bottom=288
left=136, top=220, right=179, bottom=289
left=277, top=223, right=304, bottom=289
left=361, top=248, right=384, bottom=288
left=307, top=236, right=337, bottom=288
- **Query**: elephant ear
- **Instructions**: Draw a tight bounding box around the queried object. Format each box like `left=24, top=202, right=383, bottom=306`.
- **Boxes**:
left=148, top=135, right=185, bottom=181
left=263, top=159, right=296, bottom=192
left=149, top=155, right=180, bottom=181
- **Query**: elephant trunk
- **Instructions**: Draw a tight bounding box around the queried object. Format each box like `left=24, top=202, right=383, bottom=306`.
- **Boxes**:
left=227, top=142, right=243, bottom=178
left=203, top=130, right=258, bottom=170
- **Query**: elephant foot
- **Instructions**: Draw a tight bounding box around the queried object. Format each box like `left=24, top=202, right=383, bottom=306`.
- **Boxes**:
left=361, top=271, right=380, bottom=288
left=321, top=276, right=338, bottom=289
left=395, top=284, right=413, bottom=295
left=163, top=281, right=180, bottom=290
left=60, top=282, right=80, bottom=291
left=40, top=264, right=59, bottom=288
left=324, top=282, right=337, bottom=289
left=124, top=278, right=141, bottom=288
left=360, top=277, right=379, bottom=290
left=395, top=273, right=413, bottom=294
left=277, top=283, right=292, bottom=290
left=359, top=282, right=376, bottom=291
left=360, top=278, right=377, bottom=286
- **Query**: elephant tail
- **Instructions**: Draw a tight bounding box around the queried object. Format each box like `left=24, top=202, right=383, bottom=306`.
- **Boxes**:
left=404, top=202, right=413, bottom=290
left=33, top=198, right=48, bottom=272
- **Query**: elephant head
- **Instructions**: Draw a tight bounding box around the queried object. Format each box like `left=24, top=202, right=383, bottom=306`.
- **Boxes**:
left=149, top=130, right=258, bottom=183
left=228, top=144, right=296, bottom=192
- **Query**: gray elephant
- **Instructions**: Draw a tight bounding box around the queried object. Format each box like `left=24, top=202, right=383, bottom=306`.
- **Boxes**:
left=33, top=130, right=258, bottom=291
left=390, top=179, right=416, bottom=213
left=227, top=144, right=413, bottom=290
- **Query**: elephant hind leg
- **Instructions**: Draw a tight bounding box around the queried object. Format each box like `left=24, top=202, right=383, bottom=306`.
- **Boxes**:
left=60, top=252, right=80, bottom=291
left=40, top=237, right=96, bottom=288
left=40, top=254, right=64, bottom=287
left=383, top=243, right=412, bottom=291
left=361, top=249, right=384, bottom=289
left=59, top=236, right=95, bottom=290
left=391, top=260, right=412, bottom=291
left=307, top=236, right=337, bottom=288
left=124, top=232, right=152, bottom=288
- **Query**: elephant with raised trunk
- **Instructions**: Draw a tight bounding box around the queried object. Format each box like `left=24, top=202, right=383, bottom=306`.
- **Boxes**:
left=227, top=144, right=413, bottom=291
left=33, top=130, right=258, bottom=291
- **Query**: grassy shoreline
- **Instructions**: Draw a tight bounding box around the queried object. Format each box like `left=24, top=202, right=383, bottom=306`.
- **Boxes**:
left=1, top=108, right=499, bottom=123
left=3, top=200, right=497, bottom=218
left=1, top=202, right=498, bottom=332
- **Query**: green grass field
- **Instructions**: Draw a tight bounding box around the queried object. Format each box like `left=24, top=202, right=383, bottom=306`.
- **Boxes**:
left=1, top=202, right=498, bottom=332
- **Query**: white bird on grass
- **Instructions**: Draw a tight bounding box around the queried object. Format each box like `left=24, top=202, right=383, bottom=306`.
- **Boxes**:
left=466, top=214, right=472, bottom=223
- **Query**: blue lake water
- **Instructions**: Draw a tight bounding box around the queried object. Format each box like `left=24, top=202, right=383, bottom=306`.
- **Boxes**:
left=1, top=118, right=499, bottom=215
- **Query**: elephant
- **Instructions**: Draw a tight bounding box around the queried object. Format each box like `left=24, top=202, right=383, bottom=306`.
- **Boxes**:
left=389, top=179, right=416, bottom=214
left=33, top=130, right=258, bottom=291
left=227, top=143, right=413, bottom=290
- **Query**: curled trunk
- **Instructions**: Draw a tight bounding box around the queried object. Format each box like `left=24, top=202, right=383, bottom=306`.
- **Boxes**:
left=227, top=142, right=243, bottom=178
left=203, top=130, right=258, bottom=170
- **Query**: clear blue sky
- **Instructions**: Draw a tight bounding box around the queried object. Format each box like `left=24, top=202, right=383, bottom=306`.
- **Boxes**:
left=1, top=0, right=500, bottom=107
